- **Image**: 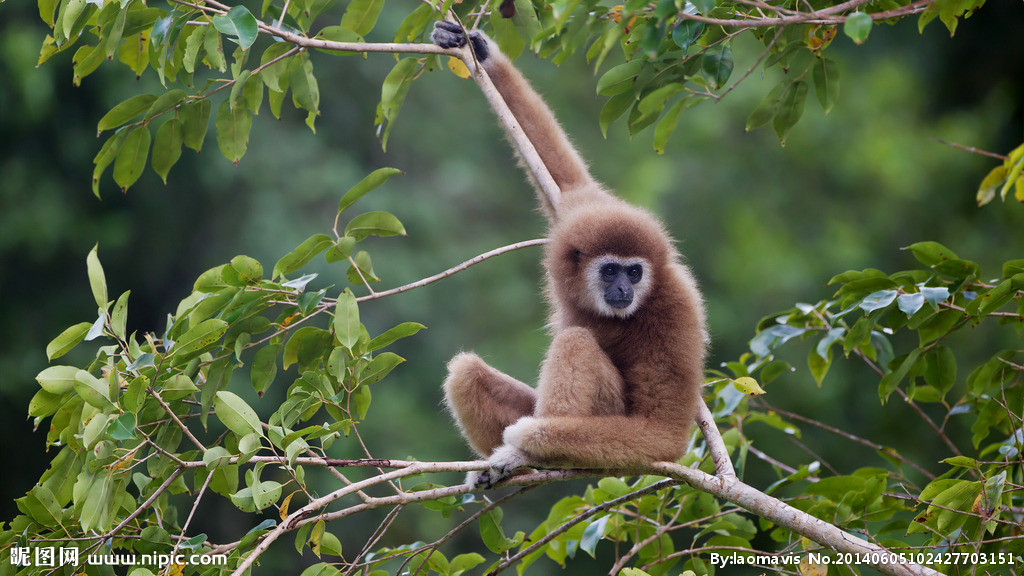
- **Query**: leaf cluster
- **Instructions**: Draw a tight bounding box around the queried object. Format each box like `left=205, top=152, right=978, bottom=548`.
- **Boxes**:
left=1, top=169, right=419, bottom=575
left=35, top=0, right=1011, bottom=194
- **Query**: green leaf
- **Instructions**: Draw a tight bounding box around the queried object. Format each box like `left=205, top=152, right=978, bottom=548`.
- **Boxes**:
left=313, top=26, right=365, bottom=55
left=450, top=553, right=485, bottom=576
left=580, top=515, right=609, bottom=557
left=273, top=234, right=333, bottom=278
left=47, top=322, right=93, bottom=360
left=228, top=70, right=250, bottom=114
left=74, top=370, right=115, bottom=411
left=86, top=244, right=108, bottom=308
left=259, top=43, right=294, bottom=91
left=97, top=94, right=157, bottom=133
left=367, top=322, right=426, bottom=351
left=92, top=129, right=130, bottom=197
left=346, top=250, right=380, bottom=285
left=358, top=352, right=404, bottom=386
left=479, top=508, right=522, bottom=553
left=878, top=349, right=922, bottom=402
left=36, top=365, right=81, bottom=395
left=144, top=89, right=188, bottom=122
left=337, top=168, right=403, bottom=214
left=596, top=60, right=644, bottom=96
left=212, top=5, right=259, bottom=51
left=859, top=289, right=898, bottom=313
left=772, top=80, right=807, bottom=145
left=344, top=211, right=406, bottom=241
left=672, top=20, right=704, bottom=51
left=216, top=98, right=252, bottom=164
left=152, top=118, right=184, bottom=184
left=812, top=57, right=839, bottom=114
left=299, top=563, right=341, bottom=576
left=107, top=412, right=137, bottom=441
left=251, top=344, right=280, bottom=396
left=975, top=165, right=1005, bottom=206
left=61, top=0, right=88, bottom=42
left=161, top=374, right=199, bottom=400
left=599, top=92, right=634, bottom=138
left=701, top=43, right=733, bottom=91
left=111, top=290, right=130, bottom=339
left=204, top=26, right=227, bottom=72
left=229, top=255, right=263, bottom=284
left=113, top=125, right=151, bottom=192
left=333, top=289, right=360, bottom=350
left=340, top=0, right=385, bottom=36
left=173, top=318, right=229, bottom=360
left=215, top=391, right=263, bottom=436
left=924, top=346, right=956, bottom=397
left=843, top=12, right=873, bottom=44
left=653, top=97, right=693, bottom=154
left=289, top=54, right=320, bottom=131
left=182, top=99, right=212, bottom=152
left=905, top=241, right=958, bottom=266
left=746, top=81, right=786, bottom=132
left=897, top=292, right=925, bottom=316
left=376, top=57, right=418, bottom=150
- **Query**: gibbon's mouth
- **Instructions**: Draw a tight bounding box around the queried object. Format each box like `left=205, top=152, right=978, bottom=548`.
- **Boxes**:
left=605, top=297, right=633, bottom=309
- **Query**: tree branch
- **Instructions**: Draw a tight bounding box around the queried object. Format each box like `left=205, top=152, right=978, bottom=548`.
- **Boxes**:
left=355, top=239, right=549, bottom=303
left=647, top=461, right=941, bottom=576
left=697, top=397, right=736, bottom=477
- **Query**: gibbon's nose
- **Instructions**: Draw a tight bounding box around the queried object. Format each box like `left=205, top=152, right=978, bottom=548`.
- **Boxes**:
left=605, top=283, right=634, bottom=308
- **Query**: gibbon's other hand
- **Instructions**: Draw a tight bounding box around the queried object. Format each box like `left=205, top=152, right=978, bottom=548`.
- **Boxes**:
left=431, top=21, right=490, bottom=61
left=467, top=444, right=529, bottom=490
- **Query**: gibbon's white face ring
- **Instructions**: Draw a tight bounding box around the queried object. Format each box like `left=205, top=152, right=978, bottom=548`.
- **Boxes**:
left=585, top=255, right=653, bottom=318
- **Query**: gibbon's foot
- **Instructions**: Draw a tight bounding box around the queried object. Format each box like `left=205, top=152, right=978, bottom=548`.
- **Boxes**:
left=431, top=21, right=490, bottom=61
left=467, top=445, right=529, bottom=490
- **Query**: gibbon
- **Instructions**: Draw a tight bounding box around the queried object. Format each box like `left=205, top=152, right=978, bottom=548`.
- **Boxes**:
left=433, top=21, right=708, bottom=488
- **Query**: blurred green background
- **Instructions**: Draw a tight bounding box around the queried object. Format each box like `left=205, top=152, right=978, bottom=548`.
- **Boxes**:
left=2, top=1, right=1023, bottom=573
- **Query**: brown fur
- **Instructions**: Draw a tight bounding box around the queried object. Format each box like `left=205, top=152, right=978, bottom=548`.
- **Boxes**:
left=440, top=29, right=708, bottom=474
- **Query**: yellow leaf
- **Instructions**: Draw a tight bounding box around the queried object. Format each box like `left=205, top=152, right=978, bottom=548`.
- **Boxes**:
left=280, top=490, right=298, bottom=521
left=310, top=519, right=325, bottom=557
left=732, top=376, right=766, bottom=395
left=447, top=56, right=471, bottom=79
left=798, top=557, right=827, bottom=576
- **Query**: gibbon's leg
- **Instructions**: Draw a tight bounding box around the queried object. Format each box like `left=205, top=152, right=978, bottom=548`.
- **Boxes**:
left=432, top=22, right=594, bottom=210
left=535, top=327, right=625, bottom=418
left=443, top=352, right=536, bottom=457
left=471, top=329, right=629, bottom=489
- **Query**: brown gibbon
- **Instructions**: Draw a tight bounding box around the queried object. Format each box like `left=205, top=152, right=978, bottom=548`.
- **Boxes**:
left=432, top=21, right=708, bottom=489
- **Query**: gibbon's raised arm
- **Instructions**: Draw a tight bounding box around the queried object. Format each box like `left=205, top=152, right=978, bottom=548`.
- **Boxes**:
left=432, top=22, right=595, bottom=219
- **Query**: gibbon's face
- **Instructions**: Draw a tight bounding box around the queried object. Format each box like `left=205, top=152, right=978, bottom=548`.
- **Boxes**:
left=585, top=255, right=653, bottom=318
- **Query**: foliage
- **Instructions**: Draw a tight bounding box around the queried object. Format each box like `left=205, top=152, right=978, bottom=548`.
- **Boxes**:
left=4, top=0, right=1023, bottom=574
left=34, top=0, right=1016, bottom=194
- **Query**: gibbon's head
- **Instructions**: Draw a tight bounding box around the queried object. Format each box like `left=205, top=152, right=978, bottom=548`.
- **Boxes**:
left=547, top=203, right=672, bottom=320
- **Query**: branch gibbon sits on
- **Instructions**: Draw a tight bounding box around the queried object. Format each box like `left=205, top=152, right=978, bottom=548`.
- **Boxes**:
left=433, top=21, right=708, bottom=489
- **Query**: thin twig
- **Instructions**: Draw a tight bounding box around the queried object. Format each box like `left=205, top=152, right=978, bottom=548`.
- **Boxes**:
left=149, top=387, right=207, bottom=453
left=356, top=239, right=549, bottom=302
left=931, top=138, right=1009, bottom=161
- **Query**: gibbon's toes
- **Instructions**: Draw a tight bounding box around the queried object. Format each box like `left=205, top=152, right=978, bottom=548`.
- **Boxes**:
left=466, top=468, right=504, bottom=490
left=467, top=445, right=529, bottom=490
left=431, top=21, right=467, bottom=49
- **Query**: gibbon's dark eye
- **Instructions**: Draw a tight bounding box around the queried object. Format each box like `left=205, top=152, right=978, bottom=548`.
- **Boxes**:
left=625, top=264, right=643, bottom=283
left=600, top=263, right=619, bottom=280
